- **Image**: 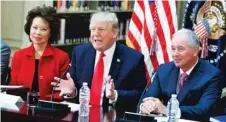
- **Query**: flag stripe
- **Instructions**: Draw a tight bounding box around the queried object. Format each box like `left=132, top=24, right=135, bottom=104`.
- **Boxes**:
left=131, top=10, right=143, bottom=33
left=140, top=1, right=156, bottom=78
left=138, top=1, right=145, bottom=15
left=162, top=1, right=175, bottom=39
left=143, top=19, right=152, bottom=52
left=150, top=2, right=169, bottom=63
left=127, top=30, right=141, bottom=52
left=143, top=0, right=155, bottom=52
left=148, top=2, right=164, bottom=67
left=142, top=0, right=160, bottom=71
left=150, top=53, right=159, bottom=70
left=169, top=1, right=178, bottom=34
left=158, top=1, right=175, bottom=62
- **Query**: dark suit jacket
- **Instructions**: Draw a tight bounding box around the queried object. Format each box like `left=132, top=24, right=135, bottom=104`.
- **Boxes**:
left=1, top=40, right=11, bottom=74
left=70, top=42, right=147, bottom=111
left=1, top=40, right=11, bottom=84
left=142, top=59, right=224, bottom=121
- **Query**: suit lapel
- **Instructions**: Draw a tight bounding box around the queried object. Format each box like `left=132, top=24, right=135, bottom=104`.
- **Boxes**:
left=108, top=43, right=123, bottom=88
left=83, top=46, right=96, bottom=87
left=177, top=60, right=203, bottom=104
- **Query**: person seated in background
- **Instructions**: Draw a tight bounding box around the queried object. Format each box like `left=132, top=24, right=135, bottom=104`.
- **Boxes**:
left=1, top=40, right=11, bottom=84
left=140, top=29, right=225, bottom=121
left=9, top=5, right=70, bottom=100
left=51, top=11, right=147, bottom=111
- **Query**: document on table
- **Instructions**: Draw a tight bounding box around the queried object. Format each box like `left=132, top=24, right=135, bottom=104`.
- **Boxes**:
left=0, top=93, right=24, bottom=112
left=61, top=101, right=80, bottom=112
left=155, top=116, right=199, bottom=122
left=0, top=85, right=24, bottom=89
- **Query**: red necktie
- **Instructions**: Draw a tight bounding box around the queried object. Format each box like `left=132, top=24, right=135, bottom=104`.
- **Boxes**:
left=90, top=52, right=105, bottom=106
left=90, top=106, right=102, bottom=122
left=180, top=72, right=188, bottom=88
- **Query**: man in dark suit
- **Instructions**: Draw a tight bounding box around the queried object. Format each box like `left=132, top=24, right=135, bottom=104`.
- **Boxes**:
left=1, top=40, right=11, bottom=84
left=52, top=12, right=147, bottom=111
left=140, top=29, right=225, bottom=121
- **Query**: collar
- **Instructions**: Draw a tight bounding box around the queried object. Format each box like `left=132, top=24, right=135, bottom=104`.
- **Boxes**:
left=24, top=44, right=54, bottom=57
left=96, top=42, right=116, bottom=58
left=180, top=58, right=198, bottom=75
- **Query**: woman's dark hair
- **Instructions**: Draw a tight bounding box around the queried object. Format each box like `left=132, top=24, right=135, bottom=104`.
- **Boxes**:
left=24, top=5, right=59, bottom=44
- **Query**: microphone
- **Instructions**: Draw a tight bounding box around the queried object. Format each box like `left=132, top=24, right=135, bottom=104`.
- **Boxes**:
left=136, top=70, right=156, bottom=113
left=50, top=63, right=71, bottom=101
left=34, top=64, right=71, bottom=114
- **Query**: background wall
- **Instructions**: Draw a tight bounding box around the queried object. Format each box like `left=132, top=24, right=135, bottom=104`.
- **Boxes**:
left=1, top=1, right=24, bottom=57
left=1, top=1, right=53, bottom=65
left=1, top=1, right=187, bottom=65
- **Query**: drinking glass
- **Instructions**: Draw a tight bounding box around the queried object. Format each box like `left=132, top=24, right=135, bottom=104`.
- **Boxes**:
left=27, top=92, right=40, bottom=107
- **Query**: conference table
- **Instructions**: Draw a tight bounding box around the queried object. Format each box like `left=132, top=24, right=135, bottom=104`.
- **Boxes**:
left=1, top=87, right=153, bottom=122
left=1, top=101, right=212, bottom=122
left=1, top=101, right=158, bottom=122
left=1, top=88, right=225, bottom=122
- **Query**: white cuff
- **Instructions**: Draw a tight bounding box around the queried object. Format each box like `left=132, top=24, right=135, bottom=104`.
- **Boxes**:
left=63, top=87, right=77, bottom=99
left=139, top=102, right=144, bottom=113
left=109, top=90, right=118, bottom=105
left=108, top=106, right=117, bottom=121
left=176, top=108, right=181, bottom=118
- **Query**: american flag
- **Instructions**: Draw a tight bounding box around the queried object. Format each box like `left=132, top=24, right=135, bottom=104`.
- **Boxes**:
left=194, top=1, right=211, bottom=58
left=194, top=18, right=209, bottom=58
left=126, top=0, right=177, bottom=83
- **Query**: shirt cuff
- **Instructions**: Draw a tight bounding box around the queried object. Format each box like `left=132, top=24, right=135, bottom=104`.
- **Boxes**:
left=109, top=90, right=118, bottom=105
left=176, top=108, right=181, bottom=118
left=139, top=102, right=144, bottom=113
left=108, top=106, right=117, bottom=121
left=63, top=87, right=77, bottom=99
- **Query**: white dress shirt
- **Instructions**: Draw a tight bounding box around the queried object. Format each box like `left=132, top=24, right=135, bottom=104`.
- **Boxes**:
left=94, top=42, right=117, bottom=105
left=176, top=58, right=199, bottom=94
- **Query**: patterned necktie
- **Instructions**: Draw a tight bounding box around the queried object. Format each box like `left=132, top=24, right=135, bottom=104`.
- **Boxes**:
left=90, top=52, right=105, bottom=106
left=180, top=72, right=188, bottom=88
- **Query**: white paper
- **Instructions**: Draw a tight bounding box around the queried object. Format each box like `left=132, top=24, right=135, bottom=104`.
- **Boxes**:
left=209, top=117, right=221, bottom=122
left=61, top=101, right=80, bottom=112
left=0, top=85, right=23, bottom=89
left=155, top=116, right=199, bottom=122
left=0, top=93, right=24, bottom=111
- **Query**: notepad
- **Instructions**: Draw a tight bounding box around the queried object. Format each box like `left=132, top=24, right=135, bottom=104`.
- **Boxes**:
left=0, top=93, right=24, bottom=112
left=61, top=101, right=80, bottom=112
left=0, top=85, right=24, bottom=89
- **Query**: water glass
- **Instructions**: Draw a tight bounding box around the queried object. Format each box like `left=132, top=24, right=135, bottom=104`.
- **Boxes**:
left=27, top=92, right=40, bottom=107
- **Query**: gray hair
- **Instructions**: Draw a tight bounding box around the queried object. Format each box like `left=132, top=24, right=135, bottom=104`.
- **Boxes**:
left=172, top=28, right=200, bottom=48
left=89, top=12, right=119, bottom=30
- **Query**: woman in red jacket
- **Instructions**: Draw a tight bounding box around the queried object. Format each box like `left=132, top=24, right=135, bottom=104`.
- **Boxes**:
left=9, top=5, right=70, bottom=100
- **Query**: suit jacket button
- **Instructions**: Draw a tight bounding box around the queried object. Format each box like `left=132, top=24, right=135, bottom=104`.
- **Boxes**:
left=40, top=76, right=43, bottom=79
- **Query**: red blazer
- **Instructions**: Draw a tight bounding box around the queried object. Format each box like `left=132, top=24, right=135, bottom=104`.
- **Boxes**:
left=9, top=44, right=70, bottom=100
